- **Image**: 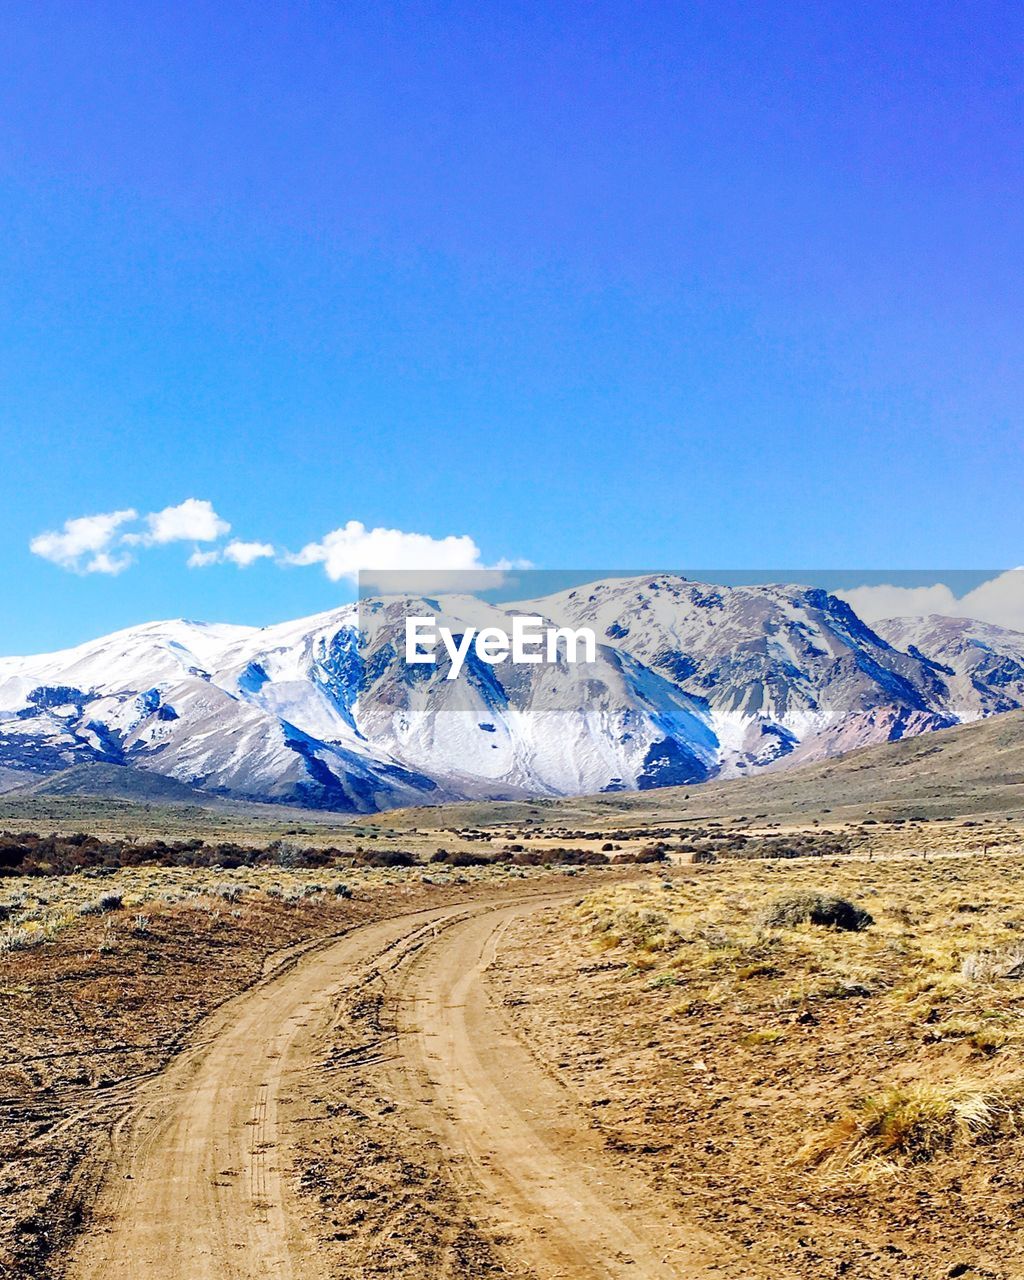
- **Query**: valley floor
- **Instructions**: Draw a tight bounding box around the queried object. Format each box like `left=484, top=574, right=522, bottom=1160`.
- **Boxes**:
left=492, top=853, right=1024, bottom=1280
left=4, top=846, right=1024, bottom=1279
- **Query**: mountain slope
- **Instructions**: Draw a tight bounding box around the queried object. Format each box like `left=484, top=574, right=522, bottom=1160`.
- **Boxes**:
left=355, top=593, right=719, bottom=797
left=1, top=577, right=1021, bottom=812
left=521, top=576, right=955, bottom=768
left=874, top=615, right=1024, bottom=721
left=381, top=706, right=1024, bottom=830
left=0, top=613, right=441, bottom=812
left=13, top=761, right=236, bottom=805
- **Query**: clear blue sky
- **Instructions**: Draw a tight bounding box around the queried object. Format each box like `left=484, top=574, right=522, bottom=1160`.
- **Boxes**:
left=1, top=1, right=1022, bottom=653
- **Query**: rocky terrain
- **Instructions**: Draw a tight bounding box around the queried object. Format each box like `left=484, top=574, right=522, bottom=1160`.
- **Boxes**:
left=3, top=575, right=1024, bottom=812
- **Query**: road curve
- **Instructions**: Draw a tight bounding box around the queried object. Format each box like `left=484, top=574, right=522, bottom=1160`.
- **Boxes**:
left=66, top=894, right=731, bottom=1280
left=387, top=901, right=728, bottom=1279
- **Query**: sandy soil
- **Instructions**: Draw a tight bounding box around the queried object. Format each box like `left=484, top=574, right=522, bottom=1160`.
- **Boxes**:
left=12, top=849, right=1024, bottom=1280
left=490, top=858, right=1024, bottom=1280
left=0, top=869, right=611, bottom=1279
left=63, top=890, right=739, bottom=1280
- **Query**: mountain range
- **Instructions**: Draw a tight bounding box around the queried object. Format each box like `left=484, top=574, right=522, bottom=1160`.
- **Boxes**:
left=1, top=574, right=1022, bottom=812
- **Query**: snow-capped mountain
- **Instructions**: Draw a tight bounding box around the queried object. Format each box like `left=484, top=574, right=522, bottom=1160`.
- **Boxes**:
left=0, top=613, right=439, bottom=811
left=520, top=577, right=956, bottom=768
left=354, top=593, right=717, bottom=798
left=1, top=576, right=1021, bottom=811
left=873, top=615, right=1024, bottom=722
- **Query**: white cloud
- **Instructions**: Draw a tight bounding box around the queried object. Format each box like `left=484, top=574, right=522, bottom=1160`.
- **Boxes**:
left=837, top=583, right=960, bottom=624
left=85, top=550, right=134, bottom=576
left=189, top=539, right=275, bottom=569
left=138, top=498, right=230, bottom=545
left=286, top=521, right=493, bottom=584
left=957, top=570, right=1024, bottom=632
left=29, top=508, right=138, bottom=575
left=224, top=539, right=275, bottom=567
left=31, top=505, right=523, bottom=593
left=32, top=498, right=240, bottom=575
left=838, top=569, right=1024, bottom=632
left=187, top=547, right=222, bottom=569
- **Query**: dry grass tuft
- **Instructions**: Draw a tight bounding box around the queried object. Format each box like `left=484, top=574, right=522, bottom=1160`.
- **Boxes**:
left=572, top=847, right=1024, bottom=1201
left=798, top=1078, right=1024, bottom=1177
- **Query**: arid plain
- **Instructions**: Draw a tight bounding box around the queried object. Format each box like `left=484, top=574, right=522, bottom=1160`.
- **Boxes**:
left=3, top=712, right=1024, bottom=1279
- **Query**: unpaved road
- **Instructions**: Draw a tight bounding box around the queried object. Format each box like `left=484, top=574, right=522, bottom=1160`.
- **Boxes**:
left=67, top=894, right=732, bottom=1280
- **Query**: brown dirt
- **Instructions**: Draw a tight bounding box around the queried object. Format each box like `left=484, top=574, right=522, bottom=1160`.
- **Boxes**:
left=60, top=888, right=740, bottom=1280
left=12, top=849, right=1024, bottom=1280
left=0, top=888, right=377, bottom=1279
left=490, top=859, right=1024, bottom=1280
left=0, top=873, right=607, bottom=1279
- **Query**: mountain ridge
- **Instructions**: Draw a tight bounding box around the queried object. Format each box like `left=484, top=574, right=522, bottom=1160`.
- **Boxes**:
left=2, top=576, right=1022, bottom=812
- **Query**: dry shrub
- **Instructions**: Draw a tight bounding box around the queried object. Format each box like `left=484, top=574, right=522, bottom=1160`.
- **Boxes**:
left=78, top=891, right=124, bottom=916
left=960, top=947, right=1024, bottom=981
left=798, top=1079, right=1024, bottom=1178
left=761, top=892, right=873, bottom=932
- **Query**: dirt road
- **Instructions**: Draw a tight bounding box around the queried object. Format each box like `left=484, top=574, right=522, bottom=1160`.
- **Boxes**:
left=66, top=894, right=730, bottom=1280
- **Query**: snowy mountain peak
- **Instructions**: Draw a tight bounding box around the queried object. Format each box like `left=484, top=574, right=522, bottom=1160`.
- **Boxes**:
left=2, top=581, right=1022, bottom=812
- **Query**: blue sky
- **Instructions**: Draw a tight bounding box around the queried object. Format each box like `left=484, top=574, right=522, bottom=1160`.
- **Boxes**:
left=1, top=1, right=1022, bottom=653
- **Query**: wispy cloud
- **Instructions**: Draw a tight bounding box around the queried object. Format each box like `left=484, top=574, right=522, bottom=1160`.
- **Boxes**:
left=29, top=508, right=139, bottom=575
left=224, top=539, right=276, bottom=567
left=31, top=505, right=523, bottom=588
left=838, top=569, right=1024, bottom=632
left=189, top=539, right=275, bottom=569
left=186, top=547, right=221, bottom=569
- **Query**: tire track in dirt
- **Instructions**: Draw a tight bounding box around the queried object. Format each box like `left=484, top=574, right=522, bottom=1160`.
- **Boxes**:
left=65, top=893, right=738, bottom=1280
left=382, top=901, right=733, bottom=1279
left=65, top=908, right=466, bottom=1280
